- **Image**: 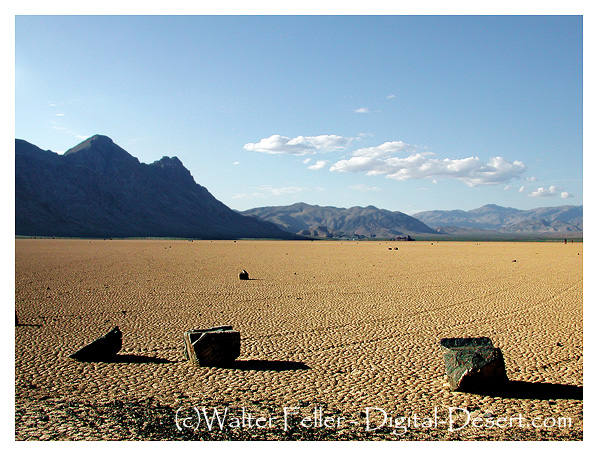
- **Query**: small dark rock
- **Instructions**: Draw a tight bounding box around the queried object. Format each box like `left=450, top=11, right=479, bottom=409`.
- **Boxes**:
left=239, top=270, right=249, bottom=280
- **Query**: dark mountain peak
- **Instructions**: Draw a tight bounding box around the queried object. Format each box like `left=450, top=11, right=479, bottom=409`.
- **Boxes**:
left=64, top=134, right=115, bottom=154
left=63, top=135, right=140, bottom=173
left=16, top=137, right=304, bottom=239
left=155, top=155, right=184, bottom=167
left=149, top=156, right=195, bottom=186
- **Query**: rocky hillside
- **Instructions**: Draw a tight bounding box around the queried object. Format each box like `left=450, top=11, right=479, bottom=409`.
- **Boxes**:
left=241, top=202, right=438, bottom=239
left=413, top=204, right=583, bottom=233
left=15, top=135, right=303, bottom=239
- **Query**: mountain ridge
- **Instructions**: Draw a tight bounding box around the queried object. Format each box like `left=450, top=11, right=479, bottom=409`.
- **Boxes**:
left=241, top=202, right=439, bottom=239
left=242, top=202, right=583, bottom=238
left=413, top=204, right=582, bottom=233
left=15, top=135, right=582, bottom=239
left=15, top=135, right=304, bottom=240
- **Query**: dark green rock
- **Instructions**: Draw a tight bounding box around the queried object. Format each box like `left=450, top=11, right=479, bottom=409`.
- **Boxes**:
left=440, top=337, right=508, bottom=391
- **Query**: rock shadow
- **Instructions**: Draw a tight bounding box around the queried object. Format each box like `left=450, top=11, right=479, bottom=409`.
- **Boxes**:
left=230, top=360, right=310, bottom=371
left=72, top=354, right=174, bottom=364
left=463, top=380, right=582, bottom=400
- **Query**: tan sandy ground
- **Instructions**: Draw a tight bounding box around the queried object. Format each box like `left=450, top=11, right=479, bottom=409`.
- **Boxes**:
left=15, top=239, right=582, bottom=440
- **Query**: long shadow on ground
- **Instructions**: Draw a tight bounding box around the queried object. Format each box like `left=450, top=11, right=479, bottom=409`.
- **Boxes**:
left=75, top=354, right=175, bottom=364
left=464, top=380, right=582, bottom=400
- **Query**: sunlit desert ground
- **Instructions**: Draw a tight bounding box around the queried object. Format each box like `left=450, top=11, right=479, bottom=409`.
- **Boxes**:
left=15, top=239, right=583, bottom=440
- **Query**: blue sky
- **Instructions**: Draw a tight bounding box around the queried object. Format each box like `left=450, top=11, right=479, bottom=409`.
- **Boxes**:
left=15, top=14, right=583, bottom=213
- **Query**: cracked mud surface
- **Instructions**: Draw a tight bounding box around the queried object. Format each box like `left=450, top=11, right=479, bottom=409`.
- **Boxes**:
left=15, top=239, right=583, bottom=440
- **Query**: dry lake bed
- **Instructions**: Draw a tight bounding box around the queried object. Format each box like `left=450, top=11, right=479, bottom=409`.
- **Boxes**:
left=15, top=239, right=583, bottom=440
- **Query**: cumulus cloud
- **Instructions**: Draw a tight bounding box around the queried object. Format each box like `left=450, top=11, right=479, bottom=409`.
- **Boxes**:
left=244, top=134, right=352, bottom=155
left=386, top=94, right=396, bottom=99
left=354, top=107, right=370, bottom=114
left=528, top=186, right=555, bottom=198
left=245, top=133, right=529, bottom=188
left=307, top=160, right=328, bottom=170
left=528, top=185, right=572, bottom=198
left=330, top=143, right=527, bottom=187
left=351, top=141, right=414, bottom=158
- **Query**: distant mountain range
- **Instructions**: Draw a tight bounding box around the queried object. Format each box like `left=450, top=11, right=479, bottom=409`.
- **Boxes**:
left=15, top=135, right=303, bottom=239
left=241, top=203, right=438, bottom=239
left=413, top=204, right=583, bottom=234
left=15, top=135, right=582, bottom=240
left=242, top=203, right=583, bottom=238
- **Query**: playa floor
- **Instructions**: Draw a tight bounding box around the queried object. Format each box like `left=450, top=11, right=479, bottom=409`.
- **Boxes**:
left=15, top=239, right=583, bottom=440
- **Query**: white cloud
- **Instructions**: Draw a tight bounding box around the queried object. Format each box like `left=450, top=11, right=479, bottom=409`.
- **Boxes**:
left=527, top=176, right=538, bottom=182
left=233, top=161, right=240, bottom=165
left=330, top=142, right=527, bottom=187
left=243, top=134, right=352, bottom=156
left=561, top=192, right=573, bottom=198
left=528, top=185, right=571, bottom=198
left=519, top=186, right=526, bottom=193
left=348, top=184, right=382, bottom=192
left=504, top=185, right=512, bottom=190
left=245, top=133, right=529, bottom=189
left=386, top=94, right=396, bottom=99
left=351, top=141, right=414, bottom=158
left=307, top=160, right=328, bottom=170
left=354, top=107, right=370, bottom=114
